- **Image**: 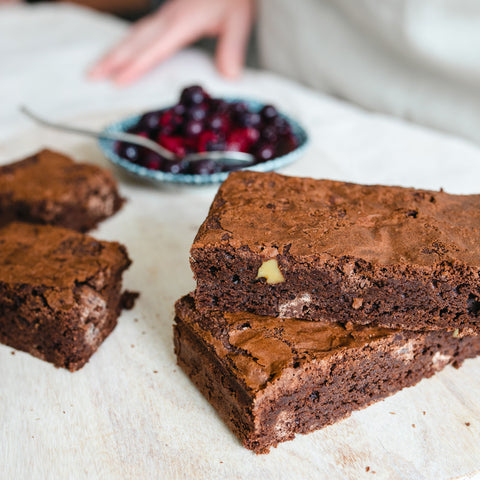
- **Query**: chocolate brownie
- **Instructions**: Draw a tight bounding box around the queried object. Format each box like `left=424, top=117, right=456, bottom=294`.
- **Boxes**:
left=0, top=222, right=131, bottom=371
left=191, top=171, right=480, bottom=334
left=0, top=149, right=124, bottom=232
left=174, top=294, right=480, bottom=453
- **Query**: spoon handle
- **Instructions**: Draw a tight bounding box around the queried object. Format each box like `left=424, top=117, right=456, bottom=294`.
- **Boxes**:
left=19, top=106, right=177, bottom=160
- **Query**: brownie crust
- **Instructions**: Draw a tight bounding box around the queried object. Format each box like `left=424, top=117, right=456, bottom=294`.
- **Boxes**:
left=174, top=295, right=480, bottom=453
left=0, top=222, right=131, bottom=371
left=0, top=149, right=124, bottom=232
left=191, top=171, right=480, bottom=334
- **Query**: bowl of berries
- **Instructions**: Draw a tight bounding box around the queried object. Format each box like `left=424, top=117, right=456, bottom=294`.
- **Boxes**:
left=99, top=85, right=309, bottom=184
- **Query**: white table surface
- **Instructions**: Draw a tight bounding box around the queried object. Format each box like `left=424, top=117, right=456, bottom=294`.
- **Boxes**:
left=1, top=4, right=479, bottom=480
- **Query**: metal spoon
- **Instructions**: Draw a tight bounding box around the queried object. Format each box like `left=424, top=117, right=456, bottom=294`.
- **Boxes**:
left=20, top=106, right=254, bottom=165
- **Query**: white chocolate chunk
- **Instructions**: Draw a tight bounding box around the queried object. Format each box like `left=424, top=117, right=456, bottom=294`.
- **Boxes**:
left=256, top=259, right=285, bottom=284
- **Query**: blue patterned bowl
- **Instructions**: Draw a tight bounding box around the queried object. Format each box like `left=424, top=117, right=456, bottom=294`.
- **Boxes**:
left=99, top=99, right=309, bottom=185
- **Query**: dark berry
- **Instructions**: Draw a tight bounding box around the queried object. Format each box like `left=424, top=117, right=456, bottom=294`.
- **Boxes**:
left=140, top=111, right=161, bottom=130
left=180, top=85, right=208, bottom=106
left=230, top=102, right=248, bottom=119
left=187, top=104, right=208, bottom=122
left=273, top=116, right=292, bottom=135
left=163, top=159, right=189, bottom=174
left=207, top=114, right=228, bottom=132
left=255, top=143, right=275, bottom=161
left=188, top=159, right=220, bottom=175
left=209, top=99, right=229, bottom=113
left=261, top=125, right=278, bottom=143
left=237, top=111, right=261, bottom=128
left=184, top=120, right=204, bottom=137
left=118, top=143, right=141, bottom=162
left=260, top=105, right=278, bottom=121
left=140, top=152, right=164, bottom=170
left=173, top=103, right=186, bottom=116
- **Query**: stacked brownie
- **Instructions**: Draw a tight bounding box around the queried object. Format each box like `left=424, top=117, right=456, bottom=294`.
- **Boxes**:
left=174, top=170, right=480, bottom=453
left=0, top=150, right=132, bottom=370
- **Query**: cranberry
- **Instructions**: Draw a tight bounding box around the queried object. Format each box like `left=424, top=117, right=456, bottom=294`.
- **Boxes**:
left=226, top=129, right=251, bottom=152
left=158, top=135, right=186, bottom=157
left=198, top=131, right=220, bottom=152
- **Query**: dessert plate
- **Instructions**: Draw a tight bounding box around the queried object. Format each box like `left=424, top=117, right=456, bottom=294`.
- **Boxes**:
left=98, top=99, right=309, bottom=185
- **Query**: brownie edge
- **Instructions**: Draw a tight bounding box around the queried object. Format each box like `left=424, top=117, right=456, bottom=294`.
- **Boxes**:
left=174, top=294, right=480, bottom=453
left=0, top=222, right=132, bottom=371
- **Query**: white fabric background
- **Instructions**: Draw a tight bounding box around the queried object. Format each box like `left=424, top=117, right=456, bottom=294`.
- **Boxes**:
left=1, top=4, right=480, bottom=479
left=258, top=0, right=480, bottom=144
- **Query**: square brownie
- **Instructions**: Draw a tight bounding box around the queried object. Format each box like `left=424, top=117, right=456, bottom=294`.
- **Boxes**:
left=0, top=222, right=131, bottom=371
left=0, top=149, right=124, bottom=232
left=174, top=294, right=480, bottom=453
left=191, top=171, right=480, bottom=334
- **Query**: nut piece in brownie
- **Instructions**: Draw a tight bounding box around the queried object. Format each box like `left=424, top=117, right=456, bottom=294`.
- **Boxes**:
left=0, top=222, right=131, bottom=371
left=174, top=294, right=480, bottom=453
left=191, top=171, right=480, bottom=334
left=0, top=149, right=124, bottom=232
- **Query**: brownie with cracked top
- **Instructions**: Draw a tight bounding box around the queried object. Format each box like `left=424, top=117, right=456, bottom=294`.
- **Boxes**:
left=191, top=171, right=480, bottom=334
left=0, top=149, right=124, bottom=232
left=174, top=294, right=480, bottom=453
left=0, top=222, right=131, bottom=371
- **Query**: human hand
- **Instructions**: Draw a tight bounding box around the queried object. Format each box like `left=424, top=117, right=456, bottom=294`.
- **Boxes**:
left=89, top=0, right=255, bottom=85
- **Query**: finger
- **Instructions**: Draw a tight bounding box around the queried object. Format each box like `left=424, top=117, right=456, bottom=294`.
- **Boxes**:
left=88, top=18, right=161, bottom=79
left=111, top=21, right=205, bottom=85
left=215, top=0, right=254, bottom=78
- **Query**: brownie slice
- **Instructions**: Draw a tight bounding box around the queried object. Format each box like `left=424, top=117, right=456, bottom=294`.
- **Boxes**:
left=0, top=149, right=124, bottom=232
left=191, top=171, right=480, bottom=334
left=0, top=222, right=131, bottom=371
left=174, top=294, right=480, bottom=454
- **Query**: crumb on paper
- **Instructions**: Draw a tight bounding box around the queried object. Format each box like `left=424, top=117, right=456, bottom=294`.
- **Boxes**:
left=389, top=412, right=396, bottom=415
left=153, top=370, right=158, bottom=374
left=366, top=466, right=370, bottom=472
left=11, top=351, right=15, bottom=355
left=412, top=424, right=416, bottom=428
left=422, top=411, right=426, bottom=415
left=121, top=290, right=140, bottom=310
left=466, top=422, right=471, bottom=427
